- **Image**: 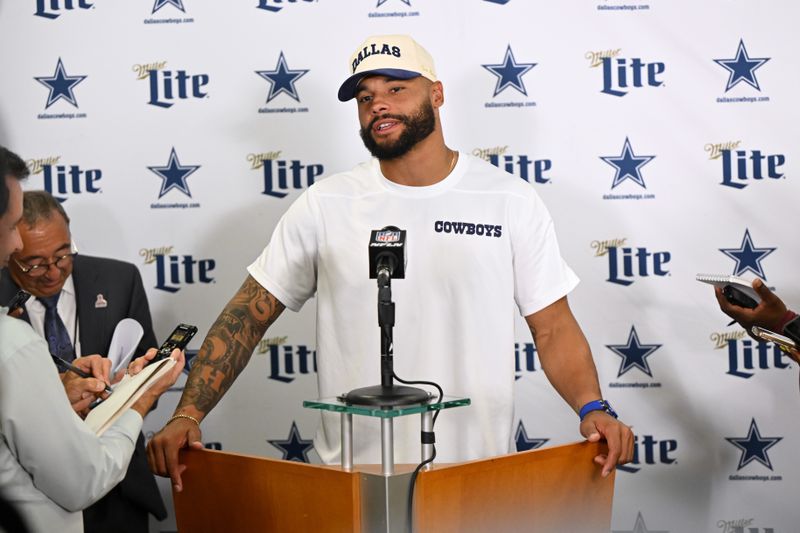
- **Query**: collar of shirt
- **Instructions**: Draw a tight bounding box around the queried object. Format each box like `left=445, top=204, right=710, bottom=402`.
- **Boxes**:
left=24, top=276, right=82, bottom=357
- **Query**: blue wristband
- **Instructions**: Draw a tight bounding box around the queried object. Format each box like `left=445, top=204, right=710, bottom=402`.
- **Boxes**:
left=579, top=399, right=618, bottom=421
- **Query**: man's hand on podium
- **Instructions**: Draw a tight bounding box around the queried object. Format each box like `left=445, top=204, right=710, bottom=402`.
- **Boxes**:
left=580, top=412, right=634, bottom=477
left=147, top=415, right=205, bottom=492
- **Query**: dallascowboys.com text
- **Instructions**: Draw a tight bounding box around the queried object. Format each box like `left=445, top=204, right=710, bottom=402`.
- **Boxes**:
left=597, top=4, right=651, bottom=10
left=603, top=193, right=655, bottom=200
left=150, top=202, right=200, bottom=209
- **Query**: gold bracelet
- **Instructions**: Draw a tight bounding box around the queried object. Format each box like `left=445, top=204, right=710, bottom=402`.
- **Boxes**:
left=167, top=414, right=200, bottom=427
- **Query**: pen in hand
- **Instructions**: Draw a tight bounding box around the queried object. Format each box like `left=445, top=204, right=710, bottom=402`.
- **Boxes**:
left=51, top=355, right=114, bottom=395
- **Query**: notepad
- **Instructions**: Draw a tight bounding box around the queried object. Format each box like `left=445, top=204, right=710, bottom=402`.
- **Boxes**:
left=85, top=357, right=177, bottom=436
left=695, top=273, right=760, bottom=301
left=106, top=318, right=144, bottom=376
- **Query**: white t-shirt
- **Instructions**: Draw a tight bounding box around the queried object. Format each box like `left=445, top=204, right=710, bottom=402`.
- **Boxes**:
left=248, top=153, right=578, bottom=465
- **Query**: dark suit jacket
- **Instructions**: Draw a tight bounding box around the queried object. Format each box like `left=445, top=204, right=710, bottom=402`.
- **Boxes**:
left=0, top=255, right=167, bottom=533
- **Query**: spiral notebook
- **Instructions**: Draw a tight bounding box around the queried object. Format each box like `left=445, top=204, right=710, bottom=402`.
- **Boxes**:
left=695, top=273, right=760, bottom=300
left=84, top=357, right=177, bottom=436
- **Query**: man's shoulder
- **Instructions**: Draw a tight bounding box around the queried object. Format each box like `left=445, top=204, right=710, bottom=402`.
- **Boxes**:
left=307, top=159, right=376, bottom=196
left=458, top=153, right=535, bottom=196
left=0, top=312, right=41, bottom=359
left=0, top=270, right=20, bottom=300
left=73, top=255, right=143, bottom=287
left=0, top=312, right=32, bottom=335
left=75, top=254, right=139, bottom=273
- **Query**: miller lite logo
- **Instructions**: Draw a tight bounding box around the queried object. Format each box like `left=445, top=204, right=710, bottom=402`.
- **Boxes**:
left=717, top=517, right=775, bottom=533
left=515, top=342, right=538, bottom=380
left=586, top=48, right=666, bottom=97
left=705, top=141, right=787, bottom=190
left=473, top=146, right=552, bottom=184
left=26, top=155, right=102, bottom=202
left=133, top=60, right=209, bottom=108
left=263, top=342, right=317, bottom=383
left=34, top=0, right=93, bottom=19
left=140, top=246, right=216, bottom=293
left=247, top=151, right=322, bottom=199
left=710, top=332, right=793, bottom=379
left=617, top=433, right=678, bottom=474
left=257, top=0, right=317, bottom=13
left=592, top=240, right=671, bottom=286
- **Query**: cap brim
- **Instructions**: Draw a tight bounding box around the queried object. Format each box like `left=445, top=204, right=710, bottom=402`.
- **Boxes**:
left=337, top=69, right=422, bottom=102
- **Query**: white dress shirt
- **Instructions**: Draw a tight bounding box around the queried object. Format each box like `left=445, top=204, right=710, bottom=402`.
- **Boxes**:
left=0, top=309, right=141, bottom=533
left=23, top=275, right=83, bottom=357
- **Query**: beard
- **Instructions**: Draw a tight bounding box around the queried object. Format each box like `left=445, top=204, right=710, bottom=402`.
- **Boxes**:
left=359, top=100, right=436, bottom=160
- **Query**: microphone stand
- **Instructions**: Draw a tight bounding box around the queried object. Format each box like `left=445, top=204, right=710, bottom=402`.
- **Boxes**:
left=344, top=267, right=429, bottom=407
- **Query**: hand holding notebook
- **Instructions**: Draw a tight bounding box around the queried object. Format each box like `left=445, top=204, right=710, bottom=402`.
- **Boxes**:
left=699, top=274, right=791, bottom=334
left=85, top=349, right=185, bottom=435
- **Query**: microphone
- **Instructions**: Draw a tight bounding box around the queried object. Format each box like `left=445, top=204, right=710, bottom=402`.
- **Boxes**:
left=343, top=225, right=428, bottom=407
left=369, top=226, right=406, bottom=284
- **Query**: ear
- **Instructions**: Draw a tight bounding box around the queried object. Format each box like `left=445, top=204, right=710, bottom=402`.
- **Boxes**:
left=430, top=81, right=444, bottom=108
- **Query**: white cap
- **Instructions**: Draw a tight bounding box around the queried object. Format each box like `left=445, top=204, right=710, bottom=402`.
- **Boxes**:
left=338, top=34, right=438, bottom=101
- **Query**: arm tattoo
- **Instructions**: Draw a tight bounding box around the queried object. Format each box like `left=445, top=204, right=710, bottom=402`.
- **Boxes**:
left=177, top=275, right=285, bottom=416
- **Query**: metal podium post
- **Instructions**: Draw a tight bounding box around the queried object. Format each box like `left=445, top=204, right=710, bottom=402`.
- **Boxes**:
left=304, top=396, right=470, bottom=533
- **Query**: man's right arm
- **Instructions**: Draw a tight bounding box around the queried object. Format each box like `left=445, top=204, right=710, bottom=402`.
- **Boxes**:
left=146, top=275, right=285, bottom=491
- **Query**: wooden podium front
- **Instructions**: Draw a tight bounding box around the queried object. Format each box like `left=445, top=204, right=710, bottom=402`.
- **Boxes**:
left=173, top=441, right=614, bottom=532
left=414, top=442, right=614, bottom=532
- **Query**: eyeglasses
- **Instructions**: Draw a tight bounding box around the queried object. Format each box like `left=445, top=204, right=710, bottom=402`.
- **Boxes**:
left=13, top=252, right=77, bottom=277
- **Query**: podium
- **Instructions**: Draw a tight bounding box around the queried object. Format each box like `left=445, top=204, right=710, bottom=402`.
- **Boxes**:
left=173, top=440, right=615, bottom=532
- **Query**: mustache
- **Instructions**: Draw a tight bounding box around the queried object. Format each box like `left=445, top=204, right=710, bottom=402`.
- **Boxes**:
left=367, top=114, right=409, bottom=131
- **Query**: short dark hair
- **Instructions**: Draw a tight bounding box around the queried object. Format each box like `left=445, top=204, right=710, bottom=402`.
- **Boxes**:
left=0, top=146, right=29, bottom=217
left=21, top=190, right=71, bottom=227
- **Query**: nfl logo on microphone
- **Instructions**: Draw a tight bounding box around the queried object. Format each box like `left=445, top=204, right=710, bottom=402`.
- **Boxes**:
left=377, top=231, right=401, bottom=243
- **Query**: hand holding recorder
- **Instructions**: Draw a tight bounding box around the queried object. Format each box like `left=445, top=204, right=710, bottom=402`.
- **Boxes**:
left=714, top=278, right=788, bottom=335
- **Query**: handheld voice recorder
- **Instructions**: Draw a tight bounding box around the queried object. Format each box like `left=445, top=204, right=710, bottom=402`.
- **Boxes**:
left=154, top=323, right=198, bottom=362
left=6, top=290, right=31, bottom=315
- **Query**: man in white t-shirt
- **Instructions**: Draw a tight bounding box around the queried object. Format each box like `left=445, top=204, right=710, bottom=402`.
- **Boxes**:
left=149, top=34, right=633, bottom=490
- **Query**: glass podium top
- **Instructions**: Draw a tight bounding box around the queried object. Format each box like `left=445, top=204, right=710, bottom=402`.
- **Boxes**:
left=303, top=395, right=470, bottom=419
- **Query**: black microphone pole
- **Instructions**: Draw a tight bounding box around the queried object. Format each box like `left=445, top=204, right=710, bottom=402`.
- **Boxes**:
left=377, top=265, right=395, bottom=389
left=344, top=228, right=429, bottom=407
